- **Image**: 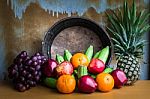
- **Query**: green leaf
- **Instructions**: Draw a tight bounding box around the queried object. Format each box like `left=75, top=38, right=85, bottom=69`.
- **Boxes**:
left=126, top=1, right=131, bottom=32
left=128, top=20, right=133, bottom=39
left=110, top=10, right=122, bottom=24
left=107, top=27, right=127, bottom=48
left=123, top=0, right=128, bottom=31
left=115, top=53, right=123, bottom=59
left=134, top=40, right=146, bottom=50
left=119, top=24, right=127, bottom=42
left=128, top=34, right=136, bottom=47
left=114, top=44, right=125, bottom=52
left=114, top=48, right=121, bottom=52
left=126, top=3, right=131, bottom=20
left=132, top=40, right=146, bottom=53
left=118, top=8, right=123, bottom=25
left=115, top=53, right=121, bottom=56
left=106, top=13, right=120, bottom=33
left=134, top=10, right=145, bottom=33
left=110, top=13, right=128, bottom=41
left=131, top=0, right=136, bottom=24
left=139, top=13, right=150, bottom=27
left=111, top=38, right=121, bottom=45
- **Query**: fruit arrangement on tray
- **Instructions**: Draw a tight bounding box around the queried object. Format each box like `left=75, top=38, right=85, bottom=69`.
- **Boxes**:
left=8, top=45, right=127, bottom=93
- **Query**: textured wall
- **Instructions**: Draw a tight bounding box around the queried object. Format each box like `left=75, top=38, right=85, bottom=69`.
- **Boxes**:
left=0, top=0, right=149, bottom=80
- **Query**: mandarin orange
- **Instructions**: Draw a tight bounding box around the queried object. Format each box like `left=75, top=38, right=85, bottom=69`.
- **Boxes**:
left=56, top=75, right=76, bottom=94
left=96, top=73, right=114, bottom=92
left=71, top=53, right=89, bottom=69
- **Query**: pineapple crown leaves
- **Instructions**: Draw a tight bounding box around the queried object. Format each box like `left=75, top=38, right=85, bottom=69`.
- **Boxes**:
left=106, top=0, right=150, bottom=59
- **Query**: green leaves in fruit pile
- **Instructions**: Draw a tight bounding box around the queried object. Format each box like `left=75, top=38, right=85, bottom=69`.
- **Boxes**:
left=44, top=77, right=57, bottom=88
left=85, top=45, right=94, bottom=62
left=56, top=54, right=64, bottom=64
left=97, top=46, right=109, bottom=64
left=64, top=50, right=72, bottom=61
left=103, top=67, right=113, bottom=74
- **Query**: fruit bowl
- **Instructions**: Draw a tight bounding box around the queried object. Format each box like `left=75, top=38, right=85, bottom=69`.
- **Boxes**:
left=42, top=17, right=113, bottom=66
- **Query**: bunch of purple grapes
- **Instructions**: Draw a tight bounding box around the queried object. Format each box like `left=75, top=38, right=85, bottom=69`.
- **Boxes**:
left=8, top=51, right=47, bottom=92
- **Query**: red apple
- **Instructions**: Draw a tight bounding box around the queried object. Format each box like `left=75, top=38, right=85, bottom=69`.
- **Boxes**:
left=111, top=69, right=127, bottom=88
left=88, top=58, right=105, bottom=74
left=55, top=61, right=73, bottom=77
left=42, top=59, right=58, bottom=77
left=78, top=75, right=97, bottom=93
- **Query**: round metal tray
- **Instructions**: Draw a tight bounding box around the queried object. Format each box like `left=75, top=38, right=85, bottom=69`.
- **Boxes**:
left=42, top=17, right=113, bottom=65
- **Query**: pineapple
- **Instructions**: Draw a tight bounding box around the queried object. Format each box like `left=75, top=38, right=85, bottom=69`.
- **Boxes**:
left=106, top=0, right=150, bottom=85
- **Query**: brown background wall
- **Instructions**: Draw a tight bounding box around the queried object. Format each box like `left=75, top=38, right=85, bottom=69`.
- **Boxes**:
left=0, top=0, right=149, bottom=80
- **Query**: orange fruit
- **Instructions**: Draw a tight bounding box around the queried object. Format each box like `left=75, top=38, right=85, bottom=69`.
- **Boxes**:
left=71, top=53, right=89, bottom=69
left=96, top=73, right=114, bottom=92
left=56, top=75, right=76, bottom=94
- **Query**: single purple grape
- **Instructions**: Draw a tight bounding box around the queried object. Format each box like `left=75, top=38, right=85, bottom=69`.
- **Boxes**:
left=32, top=81, right=36, bottom=87
left=15, top=83, right=26, bottom=92
left=18, top=65, right=23, bottom=72
left=19, top=76, right=25, bottom=82
left=25, top=56, right=30, bottom=60
left=41, top=56, right=45, bottom=59
left=24, top=65, right=29, bottom=70
left=38, top=72, right=42, bottom=77
left=32, top=71, right=38, bottom=76
left=25, top=84, right=30, bottom=90
left=35, top=65, right=41, bottom=71
left=22, top=70, right=27, bottom=76
left=25, top=59, right=32, bottom=66
left=32, top=61, right=38, bottom=66
left=20, top=54, right=25, bottom=59
left=34, top=76, right=40, bottom=82
left=22, top=56, right=30, bottom=64
left=29, top=67, right=35, bottom=72
left=37, top=55, right=41, bottom=60
left=37, top=60, right=42, bottom=65
left=43, top=58, right=47, bottom=61
left=18, top=86, right=26, bottom=92
left=21, top=51, right=27, bottom=56
left=28, top=81, right=34, bottom=86
left=32, top=56, right=38, bottom=62
left=41, top=61, right=45, bottom=65
left=27, top=74, right=32, bottom=79
left=35, top=52, right=40, bottom=56
left=8, top=69, right=16, bottom=77
left=14, top=64, right=18, bottom=71
left=15, top=83, right=23, bottom=89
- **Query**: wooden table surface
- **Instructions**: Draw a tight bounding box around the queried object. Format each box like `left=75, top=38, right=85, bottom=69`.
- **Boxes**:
left=0, top=80, right=150, bottom=99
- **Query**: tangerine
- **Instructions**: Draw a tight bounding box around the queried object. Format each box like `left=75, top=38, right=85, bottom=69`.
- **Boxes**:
left=71, top=53, right=89, bottom=69
left=56, top=75, right=76, bottom=94
left=96, top=73, right=114, bottom=92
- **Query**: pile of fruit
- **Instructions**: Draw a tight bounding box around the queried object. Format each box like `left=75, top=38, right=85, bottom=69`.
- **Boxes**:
left=41, top=45, right=127, bottom=93
left=8, top=45, right=128, bottom=93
